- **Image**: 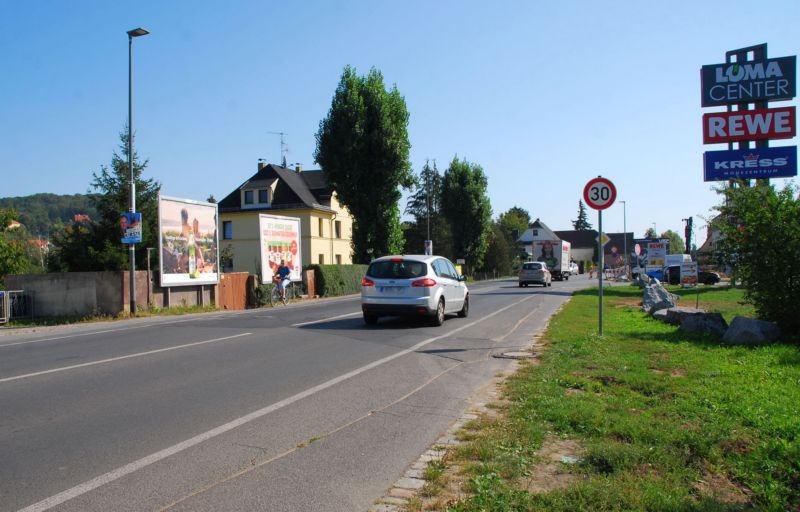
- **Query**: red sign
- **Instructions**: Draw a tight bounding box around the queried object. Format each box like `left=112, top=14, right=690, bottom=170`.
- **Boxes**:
left=703, top=106, right=795, bottom=144
left=583, top=177, right=616, bottom=210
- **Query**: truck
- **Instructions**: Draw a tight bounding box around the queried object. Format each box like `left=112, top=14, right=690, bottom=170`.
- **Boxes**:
left=532, top=239, right=572, bottom=281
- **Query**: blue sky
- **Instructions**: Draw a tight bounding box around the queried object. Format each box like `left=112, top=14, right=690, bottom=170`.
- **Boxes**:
left=2, top=0, right=798, bottom=247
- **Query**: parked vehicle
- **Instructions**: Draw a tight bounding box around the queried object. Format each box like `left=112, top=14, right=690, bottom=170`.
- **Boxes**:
left=664, top=265, right=681, bottom=285
left=569, top=261, right=579, bottom=275
left=518, top=261, right=552, bottom=287
left=533, top=240, right=572, bottom=280
left=361, top=255, right=468, bottom=326
left=698, top=270, right=721, bottom=285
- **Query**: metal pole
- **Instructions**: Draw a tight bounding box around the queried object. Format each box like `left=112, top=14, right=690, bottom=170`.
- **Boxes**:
left=621, top=200, right=627, bottom=278
left=128, top=33, right=136, bottom=316
left=598, top=209, right=603, bottom=336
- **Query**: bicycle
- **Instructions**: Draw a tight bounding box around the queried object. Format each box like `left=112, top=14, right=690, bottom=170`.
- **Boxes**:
left=269, top=279, right=297, bottom=307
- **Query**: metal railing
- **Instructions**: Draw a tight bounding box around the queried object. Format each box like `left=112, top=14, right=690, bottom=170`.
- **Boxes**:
left=0, top=290, right=33, bottom=324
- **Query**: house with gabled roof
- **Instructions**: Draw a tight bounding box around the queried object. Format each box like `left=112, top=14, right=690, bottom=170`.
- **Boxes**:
left=217, top=162, right=353, bottom=273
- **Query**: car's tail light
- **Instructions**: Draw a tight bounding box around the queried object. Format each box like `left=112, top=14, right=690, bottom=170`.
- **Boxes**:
left=362, top=277, right=375, bottom=287
left=412, top=278, right=437, bottom=287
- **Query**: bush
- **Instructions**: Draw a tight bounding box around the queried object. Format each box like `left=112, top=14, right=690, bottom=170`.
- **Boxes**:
left=716, top=182, right=800, bottom=339
left=306, top=264, right=367, bottom=297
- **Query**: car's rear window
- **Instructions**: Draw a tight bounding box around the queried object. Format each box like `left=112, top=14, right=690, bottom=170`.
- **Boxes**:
left=522, top=262, right=544, bottom=270
left=367, top=259, right=427, bottom=279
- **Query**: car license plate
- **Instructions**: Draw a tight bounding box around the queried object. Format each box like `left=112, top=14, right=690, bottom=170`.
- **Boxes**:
left=379, top=286, right=402, bottom=294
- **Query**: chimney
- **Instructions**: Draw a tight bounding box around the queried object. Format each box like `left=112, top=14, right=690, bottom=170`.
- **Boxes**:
left=295, top=163, right=302, bottom=173
left=258, top=159, right=267, bottom=171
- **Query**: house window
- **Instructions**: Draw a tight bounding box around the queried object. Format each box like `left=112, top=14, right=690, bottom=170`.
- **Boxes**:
left=335, top=254, right=342, bottom=265
left=318, top=218, right=324, bottom=237
left=318, top=254, right=325, bottom=264
left=244, top=190, right=254, bottom=205
left=335, top=221, right=341, bottom=239
left=223, top=221, right=233, bottom=240
left=258, top=189, right=269, bottom=204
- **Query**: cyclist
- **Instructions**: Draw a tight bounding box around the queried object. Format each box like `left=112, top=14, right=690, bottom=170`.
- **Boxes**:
left=273, top=259, right=292, bottom=302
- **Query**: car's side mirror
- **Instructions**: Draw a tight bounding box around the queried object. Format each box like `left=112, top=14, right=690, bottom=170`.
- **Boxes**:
left=459, top=275, right=467, bottom=282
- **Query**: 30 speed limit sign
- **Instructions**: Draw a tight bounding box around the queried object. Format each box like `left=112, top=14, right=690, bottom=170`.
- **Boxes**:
left=583, top=176, right=617, bottom=210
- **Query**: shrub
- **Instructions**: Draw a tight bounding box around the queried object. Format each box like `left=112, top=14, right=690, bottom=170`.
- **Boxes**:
left=716, top=182, right=800, bottom=339
left=306, top=264, right=367, bottom=297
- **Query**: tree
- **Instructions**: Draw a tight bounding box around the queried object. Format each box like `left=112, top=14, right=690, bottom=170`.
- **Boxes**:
left=314, top=66, right=414, bottom=263
left=48, top=129, right=161, bottom=271
left=573, top=200, right=593, bottom=230
left=715, top=182, right=800, bottom=336
left=441, top=156, right=492, bottom=273
left=497, top=206, right=530, bottom=268
left=0, top=208, right=34, bottom=285
left=644, top=227, right=657, bottom=238
left=479, top=222, right=511, bottom=276
left=403, top=161, right=453, bottom=257
left=660, top=230, right=685, bottom=254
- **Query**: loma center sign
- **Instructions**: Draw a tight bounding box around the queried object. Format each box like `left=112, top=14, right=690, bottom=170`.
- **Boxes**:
left=701, top=56, right=796, bottom=107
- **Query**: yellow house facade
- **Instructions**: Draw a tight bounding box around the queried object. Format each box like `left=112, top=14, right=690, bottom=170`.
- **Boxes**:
left=218, top=162, right=353, bottom=275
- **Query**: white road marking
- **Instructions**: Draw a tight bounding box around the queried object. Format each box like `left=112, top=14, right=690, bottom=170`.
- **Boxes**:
left=16, top=294, right=535, bottom=512
left=291, top=311, right=361, bottom=327
left=0, top=333, right=253, bottom=384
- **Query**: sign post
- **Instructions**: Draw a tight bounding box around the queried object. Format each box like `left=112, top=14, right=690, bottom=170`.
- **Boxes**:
left=583, top=176, right=617, bottom=336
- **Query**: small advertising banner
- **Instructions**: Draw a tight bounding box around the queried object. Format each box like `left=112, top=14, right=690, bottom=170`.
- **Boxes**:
left=158, top=196, right=219, bottom=287
left=703, top=146, right=797, bottom=181
left=701, top=56, right=796, bottom=107
left=646, top=242, right=667, bottom=279
left=680, top=261, right=698, bottom=287
left=120, top=212, right=142, bottom=244
left=259, top=214, right=302, bottom=284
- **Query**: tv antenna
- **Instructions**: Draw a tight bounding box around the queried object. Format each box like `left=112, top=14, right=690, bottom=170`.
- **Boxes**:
left=267, top=131, right=289, bottom=167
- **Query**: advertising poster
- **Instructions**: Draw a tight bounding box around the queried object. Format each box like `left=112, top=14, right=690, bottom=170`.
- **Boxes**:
left=259, top=214, right=302, bottom=284
left=680, top=261, right=698, bottom=287
left=631, top=239, right=670, bottom=280
left=158, top=196, right=219, bottom=286
left=120, top=212, right=142, bottom=244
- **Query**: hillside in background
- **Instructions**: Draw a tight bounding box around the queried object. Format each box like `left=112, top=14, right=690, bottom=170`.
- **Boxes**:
left=0, top=193, right=98, bottom=236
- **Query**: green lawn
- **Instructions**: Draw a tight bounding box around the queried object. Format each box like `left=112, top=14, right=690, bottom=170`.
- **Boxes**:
left=437, top=286, right=799, bottom=511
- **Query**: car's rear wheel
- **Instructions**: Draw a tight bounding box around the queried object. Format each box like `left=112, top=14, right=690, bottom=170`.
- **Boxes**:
left=457, top=294, right=469, bottom=318
left=432, top=298, right=445, bottom=326
left=363, top=312, right=378, bottom=325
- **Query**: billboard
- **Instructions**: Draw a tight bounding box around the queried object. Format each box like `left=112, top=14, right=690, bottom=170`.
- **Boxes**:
left=680, top=261, right=698, bottom=287
left=631, top=238, right=669, bottom=280
left=703, top=146, right=797, bottom=181
left=158, top=196, right=219, bottom=286
left=258, top=214, right=302, bottom=284
left=701, top=56, right=796, bottom=107
left=702, top=106, right=795, bottom=144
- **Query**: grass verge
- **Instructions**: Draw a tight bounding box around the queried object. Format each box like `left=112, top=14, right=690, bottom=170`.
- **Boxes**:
left=422, top=285, right=799, bottom=511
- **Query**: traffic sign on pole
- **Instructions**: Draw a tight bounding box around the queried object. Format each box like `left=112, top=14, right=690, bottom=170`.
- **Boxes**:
left=583, top=176, right=617, bottom=210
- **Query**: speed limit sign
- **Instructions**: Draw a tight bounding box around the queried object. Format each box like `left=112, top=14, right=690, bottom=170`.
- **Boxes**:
left=583, top=176, right=617, bottom=210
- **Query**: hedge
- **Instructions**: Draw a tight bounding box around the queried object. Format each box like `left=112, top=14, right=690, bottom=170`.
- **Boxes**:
left=305, top=264, right=368, bottom=297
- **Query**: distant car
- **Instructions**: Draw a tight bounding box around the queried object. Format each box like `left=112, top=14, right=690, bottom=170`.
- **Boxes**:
left=518, top=261, right=552, bottom=288
left=361, top=255, right=468, bottom=326
left=569, top=261, right=579, bottom=275
left=698, top=270, right=721, bottom=285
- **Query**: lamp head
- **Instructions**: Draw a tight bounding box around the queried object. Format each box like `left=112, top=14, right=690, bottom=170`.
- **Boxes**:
left=127, top=28, right=150, bottom=38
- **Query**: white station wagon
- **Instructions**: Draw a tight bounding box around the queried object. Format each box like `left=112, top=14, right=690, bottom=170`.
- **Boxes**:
left=361, top=255, right=469, bottom=326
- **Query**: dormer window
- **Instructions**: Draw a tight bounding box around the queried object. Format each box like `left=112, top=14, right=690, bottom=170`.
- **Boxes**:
left=244, top=190, right=254, bottom=205
left=258, top=190, right=269, bottom=203
left=240, top=181, right=275, bottom=209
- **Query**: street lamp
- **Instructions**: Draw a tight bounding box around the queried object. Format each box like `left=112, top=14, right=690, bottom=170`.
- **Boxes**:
left=127, top=27, right=149, bottom=316
left=620, top=200, right=627, bottom=276
left=651, top=222, right=657, bottom=238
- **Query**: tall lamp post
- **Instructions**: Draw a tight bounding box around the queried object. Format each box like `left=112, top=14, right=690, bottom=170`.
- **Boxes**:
left=620, top=200, right=627, bottom=277
left=127, top=27, right=149, bottom=315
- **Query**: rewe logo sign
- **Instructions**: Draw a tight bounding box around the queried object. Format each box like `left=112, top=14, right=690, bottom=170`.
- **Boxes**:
left=703, top=106, right=796, bottom=144
left=701, top=56, right=796, bottom=107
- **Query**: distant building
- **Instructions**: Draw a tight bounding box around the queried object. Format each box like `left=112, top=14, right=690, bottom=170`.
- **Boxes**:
left=73, top=214, right=91, bottom=223
left=217, top=162, right=353, bottom=273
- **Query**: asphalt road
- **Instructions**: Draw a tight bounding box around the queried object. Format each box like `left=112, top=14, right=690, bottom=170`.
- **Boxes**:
left=1, top=276, right=595, bottom=512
